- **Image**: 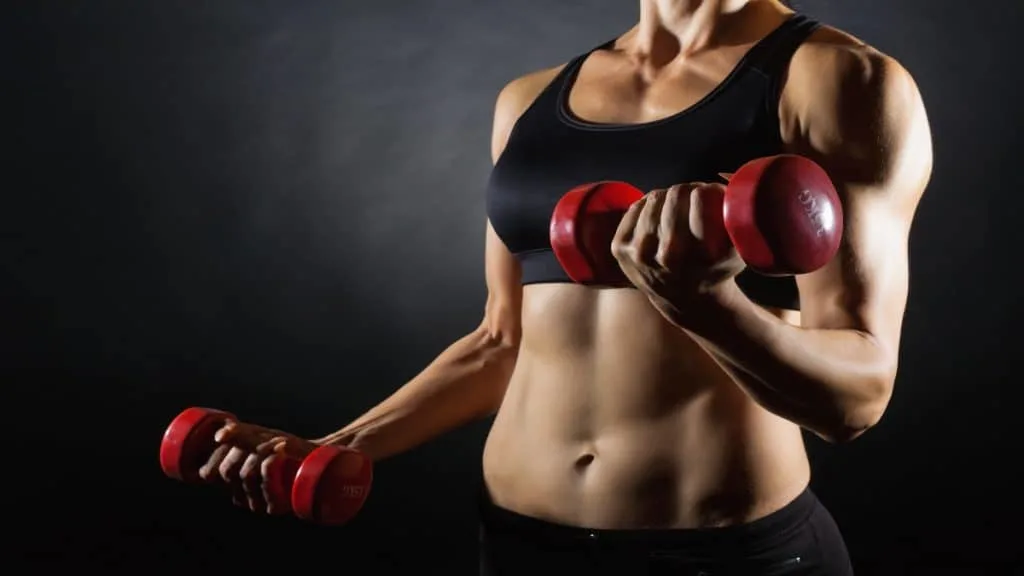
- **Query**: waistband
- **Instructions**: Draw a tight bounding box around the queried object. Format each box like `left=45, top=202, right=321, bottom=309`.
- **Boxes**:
left=479, top=486, right=819, bottom=555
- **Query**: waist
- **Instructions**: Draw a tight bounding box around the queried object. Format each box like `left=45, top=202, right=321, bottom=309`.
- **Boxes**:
left=483, top=364, right=809, bottom=529
left=478, top=484, right=819, bottom=555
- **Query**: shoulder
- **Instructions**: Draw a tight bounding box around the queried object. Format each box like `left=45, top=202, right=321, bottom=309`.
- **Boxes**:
left=781, top=25, right=932, bottom=193
left=490, top=65, right=566, bottom=162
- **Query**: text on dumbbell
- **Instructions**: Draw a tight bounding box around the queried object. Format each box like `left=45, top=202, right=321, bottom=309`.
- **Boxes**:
left=341, top=485, right=368, bottom=499
left=797, top=189, right=833, bottom=238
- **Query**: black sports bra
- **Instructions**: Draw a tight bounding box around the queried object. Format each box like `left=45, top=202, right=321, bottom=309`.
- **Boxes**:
left=486, top=15, right=821, bottom=310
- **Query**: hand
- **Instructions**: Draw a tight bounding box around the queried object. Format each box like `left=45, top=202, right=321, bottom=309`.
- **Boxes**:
left=197, top=421, right=318, bottom=514
left=611, top=183, right=744, bottom=320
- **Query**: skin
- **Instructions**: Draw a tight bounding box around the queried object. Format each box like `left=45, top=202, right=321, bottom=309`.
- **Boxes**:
left=202, top=0, right=933, bottom=528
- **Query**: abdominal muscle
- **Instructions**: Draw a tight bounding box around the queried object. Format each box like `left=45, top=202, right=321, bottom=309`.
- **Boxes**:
left=482, top=284, right=811, bottom=530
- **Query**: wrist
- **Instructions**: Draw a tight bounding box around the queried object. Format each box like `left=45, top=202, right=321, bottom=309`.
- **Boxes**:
left=313, top=430, right=357, bottom=447
left=704, top=276, right=745, bottom=315
left=666, top=277, right=746, bottom=335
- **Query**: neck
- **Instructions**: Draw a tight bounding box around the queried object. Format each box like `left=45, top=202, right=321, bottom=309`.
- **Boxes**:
left=636, top=0, right=756, bottom=57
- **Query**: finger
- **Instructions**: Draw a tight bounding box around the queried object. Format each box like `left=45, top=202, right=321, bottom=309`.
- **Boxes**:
left=634, top=189, right=666, bottom=263
left=198, top=444, right=231, bottom=482
left=242, top=438, right=284, bottom=474
left=240, top=452, right=269, bottom=513
left=249, top=439, right=293, bottom=514
left=657, top=184, right=695, bottom=267
left=215, top=421, right=269, bottom=448
left=213, top=420, right=239, bottom=444
left=218, top=447, right=247, bottom=482
left=689, top=184, right=730, bottom=258
left=635, top=189, right=665, bottom=239
left=261, top=454, right=289, bottom=516
left=241, top=437, right=285, bottom=472
left=270, top=438, right=291, bottom=457
left=219, top=446, right=249, bottom=505
left=613, top=194, right=648, bottom=250
left=659, top=184, right=691, bottom=238
left=240, top=439, right=281, bottom=511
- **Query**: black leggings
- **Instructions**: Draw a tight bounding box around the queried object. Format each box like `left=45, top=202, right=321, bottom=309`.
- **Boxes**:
left=479, top=488, right=854, bottom=576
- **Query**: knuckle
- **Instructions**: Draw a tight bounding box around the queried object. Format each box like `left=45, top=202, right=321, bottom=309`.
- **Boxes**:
left=239, top=465, right=255, bottom=481
left=692, top=184, right=710, bottom=201
left=218, top=454, right=240, bottom=479
left=614, top=241, right=639, bottom=263
left=217, top=462, right=233, bottom=480
left=655, top=241, right=675, bottom=268
left=261, top=455, right=278, bottom=475
left=610, top=240, right=627, bottom=259
left=694, top=182, right=721, bottom=200
left=671, top=185, right=692, bottom=201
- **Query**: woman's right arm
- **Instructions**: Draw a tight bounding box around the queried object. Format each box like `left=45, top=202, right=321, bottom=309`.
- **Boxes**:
left=314, top=221, right=521, bottom=461
left=315, top=70, right=561, bottom=462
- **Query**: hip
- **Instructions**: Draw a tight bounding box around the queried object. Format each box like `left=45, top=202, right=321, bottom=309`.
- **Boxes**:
left=478, top=485, right=854, bottom=576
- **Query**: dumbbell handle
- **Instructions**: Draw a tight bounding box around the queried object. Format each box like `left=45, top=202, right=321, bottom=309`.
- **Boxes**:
left=161, top=407, right=374, bottom=525
left=159, top=407, right=303, bottom=512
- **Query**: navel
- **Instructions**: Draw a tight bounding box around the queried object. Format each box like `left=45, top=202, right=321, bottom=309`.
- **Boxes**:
left=574, top=452, right=596, bottom=471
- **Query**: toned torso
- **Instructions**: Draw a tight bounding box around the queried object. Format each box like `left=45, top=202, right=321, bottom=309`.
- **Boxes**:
left=481, top=6, right=873, bottom=529
left=483, top=284, right=808, bottom=529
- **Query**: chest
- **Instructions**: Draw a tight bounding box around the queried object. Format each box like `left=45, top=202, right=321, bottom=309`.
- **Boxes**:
left=566, top=46, right=757, bottom=127
left=490, top=75, right=780, bottom=234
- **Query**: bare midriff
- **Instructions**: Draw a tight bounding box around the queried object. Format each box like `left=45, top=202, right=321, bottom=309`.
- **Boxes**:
left=482, top=283, right=811, bottom=529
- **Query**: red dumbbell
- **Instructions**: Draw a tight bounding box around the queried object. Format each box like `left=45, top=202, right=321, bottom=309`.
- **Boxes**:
left=549, top=154, right=843, bottom=284
left=720, top=154, right=842, bottom=275
left=160, top=407, right=373, bottom=526
left=291, top=444, right=373, bottom=525
left=549, top=181, right=644, bottom=286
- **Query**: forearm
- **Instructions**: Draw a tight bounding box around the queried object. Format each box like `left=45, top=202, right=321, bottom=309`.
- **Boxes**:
left=670, top=285, right=895, bottom=442
left=315, top=327, right=517, bottom=460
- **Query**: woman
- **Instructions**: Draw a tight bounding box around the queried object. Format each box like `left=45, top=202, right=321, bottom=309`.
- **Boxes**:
left=204, top=1, right=932, bottom=574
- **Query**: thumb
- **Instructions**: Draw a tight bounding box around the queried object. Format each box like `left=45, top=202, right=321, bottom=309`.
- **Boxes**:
left=275, top=436, right=320, bottom=460
left=213, top=419, right=238, bottom=443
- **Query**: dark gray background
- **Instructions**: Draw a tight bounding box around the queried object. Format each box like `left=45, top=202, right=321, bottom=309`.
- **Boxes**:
left=6, top=1, right=1021, bottom=574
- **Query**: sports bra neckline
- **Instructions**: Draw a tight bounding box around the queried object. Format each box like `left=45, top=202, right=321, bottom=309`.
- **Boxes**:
left=556, top=14, right=802, bottom=132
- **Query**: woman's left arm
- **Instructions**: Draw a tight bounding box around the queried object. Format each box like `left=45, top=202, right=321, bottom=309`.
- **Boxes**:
left=681, top=42, right=934, bottom=443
